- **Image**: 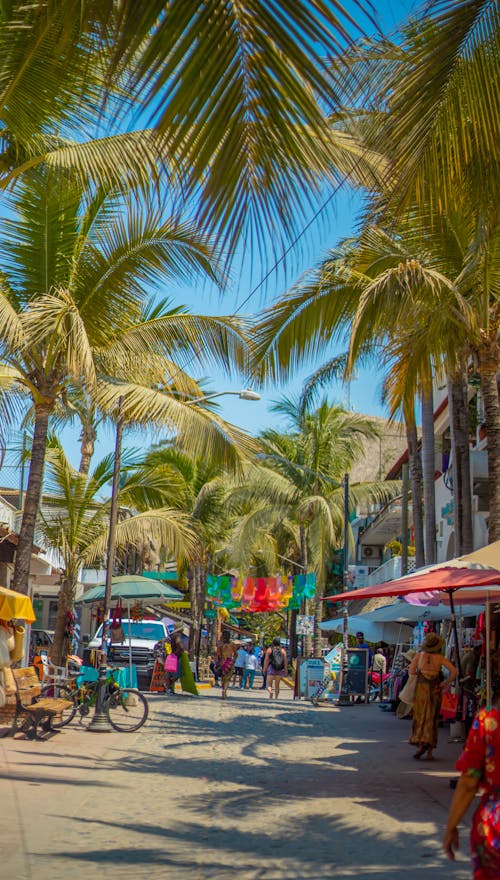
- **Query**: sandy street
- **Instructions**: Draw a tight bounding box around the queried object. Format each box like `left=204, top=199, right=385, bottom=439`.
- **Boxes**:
left=0, top=686, right=472, bottom=880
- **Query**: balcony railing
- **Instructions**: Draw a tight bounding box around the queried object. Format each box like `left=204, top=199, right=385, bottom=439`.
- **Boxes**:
left=367, top=555, right=416, bottom=586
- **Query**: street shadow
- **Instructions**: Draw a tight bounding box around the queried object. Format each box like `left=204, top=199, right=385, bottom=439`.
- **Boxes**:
left=41, top=809, right=468, bottom=879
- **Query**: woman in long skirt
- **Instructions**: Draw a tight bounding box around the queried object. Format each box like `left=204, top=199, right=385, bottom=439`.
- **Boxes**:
left=408, top=632, right=457, bottom=760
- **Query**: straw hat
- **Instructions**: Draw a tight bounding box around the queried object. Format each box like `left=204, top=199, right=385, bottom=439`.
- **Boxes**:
left=401, top=649, right=416, bottom=662
left=422, top=632, right=444, bottom=654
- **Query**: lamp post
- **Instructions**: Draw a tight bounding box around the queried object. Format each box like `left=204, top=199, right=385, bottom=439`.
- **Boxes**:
left=342, top=472, right=350, bottom=649
left=187, top=388, right=261, bottom=404
left=339, top=472, right=350, bottom=705
left=187, top=388, right=260, bottom=666
left=88, top=401, right=124, bottom=732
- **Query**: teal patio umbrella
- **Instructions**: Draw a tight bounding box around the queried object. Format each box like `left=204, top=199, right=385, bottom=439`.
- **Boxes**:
left=81, top=574, right=184, bottom=604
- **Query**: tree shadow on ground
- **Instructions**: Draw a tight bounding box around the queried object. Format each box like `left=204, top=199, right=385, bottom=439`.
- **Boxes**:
left=43, top=809, right=468, bottom=880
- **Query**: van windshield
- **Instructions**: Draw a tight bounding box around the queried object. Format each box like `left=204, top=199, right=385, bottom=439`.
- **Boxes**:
left=93, top=621, right=165, bottom=641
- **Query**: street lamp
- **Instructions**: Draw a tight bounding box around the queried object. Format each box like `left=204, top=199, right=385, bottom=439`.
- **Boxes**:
left=187, top=388, right=261, bottom=404
left=87, top=386, right=260, bottom=731
left=89, top=399, right=124, bottom=732
left=187, top=387, right=260, bottom=673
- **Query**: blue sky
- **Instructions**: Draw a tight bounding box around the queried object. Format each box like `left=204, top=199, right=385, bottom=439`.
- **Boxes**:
left=62, top=0, right=419, bottom=467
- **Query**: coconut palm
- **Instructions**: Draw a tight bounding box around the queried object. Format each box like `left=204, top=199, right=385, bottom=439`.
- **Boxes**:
left=132, top=445, right=233, bottom=659
left=0, top=1, right=384, bottom=261
left=224, top=399, right=400, bottom=655
left=337, top=0, right=500, bottom=215
left=0, top=167, right=256, bottom=595
left=37, top=438, right=196, bottom=665
left=343, top=212, right=500, bottom=543
left=253, top=195, right=500, bottom=546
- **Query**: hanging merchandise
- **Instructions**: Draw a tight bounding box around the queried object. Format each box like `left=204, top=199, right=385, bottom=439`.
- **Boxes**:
left=130, top=602, right=145, bottom=622
left=413, top=621, right=424, bottom=650
left=110, top=598, right=125, bottom=643
left=64, top=611, right=75, bottom=640
left=92, top=605, right=105, bottom=625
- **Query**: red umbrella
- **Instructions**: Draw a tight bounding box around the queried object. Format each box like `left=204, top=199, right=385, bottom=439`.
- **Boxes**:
left=324, top=566, right=500, bottom=687
left=323, top=566, right=500, bottom=604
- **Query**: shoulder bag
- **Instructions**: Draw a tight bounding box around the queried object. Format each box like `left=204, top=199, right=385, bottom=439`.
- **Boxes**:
left=398, top=672, right=417, bottom=706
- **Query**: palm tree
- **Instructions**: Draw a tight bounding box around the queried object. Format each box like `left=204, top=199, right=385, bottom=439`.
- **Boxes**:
left=337, top=0, right=500, bottom=215
left=0, top=167, right=254, bottom=595
left=132, top=446, right=232, bottom=660
left=343, top=213, right=500, bottom=544
left=253, top=198, right=499, bottom=549
left=0, top=1, right=384, bottom=261
left=37, top=438, right=196, bottom=665
left=224, top=399, right=400, bottom=655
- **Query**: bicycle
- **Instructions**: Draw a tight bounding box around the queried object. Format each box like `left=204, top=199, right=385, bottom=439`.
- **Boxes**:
left=40, top=675, right=149, bottom=732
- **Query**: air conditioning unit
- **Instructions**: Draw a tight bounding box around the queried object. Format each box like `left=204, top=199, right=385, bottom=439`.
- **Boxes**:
left=361, top=545, right=381, bottom=560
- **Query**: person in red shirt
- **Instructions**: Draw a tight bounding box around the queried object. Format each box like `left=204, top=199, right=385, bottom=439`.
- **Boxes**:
left=443, top=684, right=500, bottom=878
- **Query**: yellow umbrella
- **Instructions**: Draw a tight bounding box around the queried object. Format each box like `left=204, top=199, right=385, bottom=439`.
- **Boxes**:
left=0, top=585, right=36, bottom=623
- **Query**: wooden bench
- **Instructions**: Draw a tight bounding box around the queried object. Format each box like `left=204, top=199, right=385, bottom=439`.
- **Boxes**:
left=7, top=667, right=72, bottom=740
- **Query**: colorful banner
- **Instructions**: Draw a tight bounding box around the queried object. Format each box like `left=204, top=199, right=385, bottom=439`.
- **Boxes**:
left=206, top=573, right=316, bottom=612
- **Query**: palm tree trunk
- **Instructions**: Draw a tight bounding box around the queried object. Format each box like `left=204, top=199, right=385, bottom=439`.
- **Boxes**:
left=313, top=585, right=324, bottom=658
left=189, top=563, right=205, bottom=661
left=448, top=371, right=473, bottom=555
left=12, top=403, right=51, bottom=595
left=405, top=413, right=425, bottom=568
left=289, top=608, right=298, bottom=659
left=78, top=422, right=97, bottom=475
left=188, top=566, right=197, bottom=658
left=479, top=362, right=500, bottom=542
left=51, top=574, right=78, bottom=667
left=421, top=386, right=436, bottom=564
left=299, top=523, right=312, bottom=657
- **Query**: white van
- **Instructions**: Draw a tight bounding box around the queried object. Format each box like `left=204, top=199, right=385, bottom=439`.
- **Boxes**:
left=86, top=619, right=169, bottom=689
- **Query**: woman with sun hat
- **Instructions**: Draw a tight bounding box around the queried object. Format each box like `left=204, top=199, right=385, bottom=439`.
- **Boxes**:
left=408, top=631, right=457, bottom=760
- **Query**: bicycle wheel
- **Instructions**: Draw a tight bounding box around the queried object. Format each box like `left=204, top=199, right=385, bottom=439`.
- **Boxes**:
left=40, top=684, right=78, bottom=728
left=105, top=688, right=148, bottom=732
left=75, top=682, right=98, bottom=728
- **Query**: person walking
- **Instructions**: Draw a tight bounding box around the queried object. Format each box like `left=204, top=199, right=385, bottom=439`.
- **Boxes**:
left=263, top=637, right=287, bottom=700
left=233, top=644, right=247, bottom=687
left=163, top=629, right=184, bottom=694
left=217, top=635, right=238, bottom=700
left=260, top=644, right=268, bottom=689
left=372, top=645, right=387, bottom=702
left=443, top=678, right=500, bottom=878
left=241, top=646, right=258, bottom=690
left=408, top=632, right=457, bottom=760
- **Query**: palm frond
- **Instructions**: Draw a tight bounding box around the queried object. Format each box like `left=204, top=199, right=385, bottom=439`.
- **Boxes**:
left=96, top=311, right=251, bottom=376
left=106, top=0, right=374, bottom=256
left=86, top=509, right=197, bottom=566
left=94, top=378, right=259, bottom=472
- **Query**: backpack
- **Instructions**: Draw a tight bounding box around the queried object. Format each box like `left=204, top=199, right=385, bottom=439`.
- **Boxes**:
left=271, top=645, right=284, bottom=671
